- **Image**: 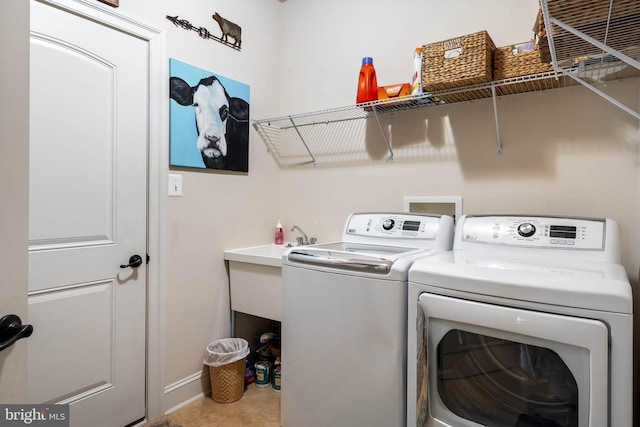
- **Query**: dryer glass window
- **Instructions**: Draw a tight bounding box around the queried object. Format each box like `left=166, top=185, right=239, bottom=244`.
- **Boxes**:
left=437, top=329, right=578, bottom=427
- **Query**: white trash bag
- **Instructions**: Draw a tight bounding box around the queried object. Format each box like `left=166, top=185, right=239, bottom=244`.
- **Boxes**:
left=203, top=338, right=250, bottom=367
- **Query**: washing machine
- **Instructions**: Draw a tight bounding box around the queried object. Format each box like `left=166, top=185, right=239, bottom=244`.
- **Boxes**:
left=281, top=212, right=455, bottom=427
left=407, top=215, right=633, bottom=427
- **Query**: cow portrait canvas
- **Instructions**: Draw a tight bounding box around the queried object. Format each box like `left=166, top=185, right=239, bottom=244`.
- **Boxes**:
left=169, top=58, right=250, bottom=172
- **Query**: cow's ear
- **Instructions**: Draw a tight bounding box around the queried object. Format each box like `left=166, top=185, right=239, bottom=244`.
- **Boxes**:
left=170, top=77, right=193, bottom=106
left=229, top=97, right=249, bottom=121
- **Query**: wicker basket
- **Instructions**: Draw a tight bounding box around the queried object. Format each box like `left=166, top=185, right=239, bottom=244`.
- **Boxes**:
left=209, top=357, right=246, bottom=403
left=421, top=30, right=496, bottom=93
left=492, top=4, right=552, bottom=80
left=491, top=3, right=558, bottom=95
left=494, top=42, right=559, bottom=95
left=493, top=42, right=554, bottom=81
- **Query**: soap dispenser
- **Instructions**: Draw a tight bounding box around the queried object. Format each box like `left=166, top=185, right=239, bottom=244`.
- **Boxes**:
left=275, top=220, right=284, bottom=245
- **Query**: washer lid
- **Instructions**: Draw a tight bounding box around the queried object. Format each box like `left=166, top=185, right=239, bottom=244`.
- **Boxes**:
left=307, top=242, right=419, bottom=257
left=409, top=251, right=633, bottom=314
left=286, top=242, right=426, bottom=275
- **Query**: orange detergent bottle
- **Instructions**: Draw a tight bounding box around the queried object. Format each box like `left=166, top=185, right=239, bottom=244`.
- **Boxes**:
left=356, top=57, right=378, bottom=104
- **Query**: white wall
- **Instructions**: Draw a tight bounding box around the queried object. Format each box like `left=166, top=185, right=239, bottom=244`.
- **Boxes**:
left=275, top=0, right=640, bottom=282
left=277, top=0, right=542, bottom=114
left=115, top=0, right=283, bottom=405
left=278, top=82, right=640, bottom=273
left=89, top=0, right=640, bottom=414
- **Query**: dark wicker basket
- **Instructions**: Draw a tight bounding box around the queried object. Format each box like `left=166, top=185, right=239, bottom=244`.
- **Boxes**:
left=421, top=30, right=496, bottom=92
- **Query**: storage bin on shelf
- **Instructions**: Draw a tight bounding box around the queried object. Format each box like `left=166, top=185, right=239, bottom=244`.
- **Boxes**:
left=421, top=30, right=496, bottom=102
left=491, top=4, right=558, bottom=95
left=493, top=41, right=558, bottom=95
left=494, top=42, right=554, bottom=80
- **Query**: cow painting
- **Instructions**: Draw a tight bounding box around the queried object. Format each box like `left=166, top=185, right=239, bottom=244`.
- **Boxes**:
left=169, top=59, right=250, bottom=172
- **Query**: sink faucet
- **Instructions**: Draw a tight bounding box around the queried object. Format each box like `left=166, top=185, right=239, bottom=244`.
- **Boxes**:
left=290, top=225, right=309, bottom=245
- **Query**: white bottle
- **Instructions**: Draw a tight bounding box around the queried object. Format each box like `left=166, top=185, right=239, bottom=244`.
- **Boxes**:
left=274, top=220, right=284, bottom=245
left=411, top=47, right=422, bottom=95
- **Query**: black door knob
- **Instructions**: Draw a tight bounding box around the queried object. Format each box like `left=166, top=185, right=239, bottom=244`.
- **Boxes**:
left=0, top=314, right=33, bottom=352
left=120, top=254, right=143, bottom=269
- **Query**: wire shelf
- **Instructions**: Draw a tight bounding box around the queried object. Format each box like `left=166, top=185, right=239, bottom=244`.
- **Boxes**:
left=254, top=0, right=640, bottom=168
left=252, top=72, right=565, bottom=167
left=253, top=72, right=564, bottom=131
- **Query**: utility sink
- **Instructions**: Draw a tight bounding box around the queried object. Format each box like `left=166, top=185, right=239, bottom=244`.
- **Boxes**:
left=224, top=243, right=296, bottom=268
left=224, top=243, right=298, bottom=322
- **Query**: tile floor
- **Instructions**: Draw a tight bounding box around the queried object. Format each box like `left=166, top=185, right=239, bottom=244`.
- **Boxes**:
left=148, top=384, right=280, bottom=427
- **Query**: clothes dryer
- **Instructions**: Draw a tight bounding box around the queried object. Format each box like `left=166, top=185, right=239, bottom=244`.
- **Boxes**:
left=281, top=212, right=454, bottom=427
left=407, top=215, right=633, bottom=427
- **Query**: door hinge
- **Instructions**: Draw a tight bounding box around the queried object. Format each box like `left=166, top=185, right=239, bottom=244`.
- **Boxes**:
left=146, top=253, right=150, bottom=264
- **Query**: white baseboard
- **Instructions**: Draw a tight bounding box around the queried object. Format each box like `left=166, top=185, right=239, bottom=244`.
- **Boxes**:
left=163, top=369, right=211, bottom=415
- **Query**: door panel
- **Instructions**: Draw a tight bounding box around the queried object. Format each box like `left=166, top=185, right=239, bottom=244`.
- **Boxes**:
left=28, top=282, right=114, bottom=403
left=28, top=1, right=147, bottom=425
left=29, top=33, right=115, bottom=248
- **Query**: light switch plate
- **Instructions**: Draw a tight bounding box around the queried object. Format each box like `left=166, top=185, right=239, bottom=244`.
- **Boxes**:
left=168, top=174, right=183, bottom=197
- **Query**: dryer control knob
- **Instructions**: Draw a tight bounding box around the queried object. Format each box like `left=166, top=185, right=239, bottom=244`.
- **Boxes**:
left=382, top=218, right=395, bottom=230
left=518, top=223, right=536, bottom=237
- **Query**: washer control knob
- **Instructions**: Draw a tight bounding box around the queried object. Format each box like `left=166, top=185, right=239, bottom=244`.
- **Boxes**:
left=518, top=223, right=536, bottom=237
left=382, top=218, right=395, bottom=230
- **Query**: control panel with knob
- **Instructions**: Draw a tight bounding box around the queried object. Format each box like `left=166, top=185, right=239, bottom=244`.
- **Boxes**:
left=344, top=213, right=441, bottom=240
left=517, top=223, right=536, bottom=237
left=460, top=215, right=607, bottom=250
left=382, top=218, right=395, bottom=230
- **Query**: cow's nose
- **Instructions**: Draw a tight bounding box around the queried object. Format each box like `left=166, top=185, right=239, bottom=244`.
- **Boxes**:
left=205, top=134, right=219, bottom=145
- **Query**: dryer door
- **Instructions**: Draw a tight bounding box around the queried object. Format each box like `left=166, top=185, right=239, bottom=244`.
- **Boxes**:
left=416, top=293, right=608, bottom=427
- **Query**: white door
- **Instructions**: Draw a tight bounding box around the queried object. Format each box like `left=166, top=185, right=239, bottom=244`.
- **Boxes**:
left=28, top=1, right=148, bottom=425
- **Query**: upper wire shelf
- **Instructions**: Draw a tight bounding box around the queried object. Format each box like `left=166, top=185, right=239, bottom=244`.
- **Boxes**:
left=252, top=72, right=564, bottom=167
left=253, top=72, right=561, bottom=131
left=254, top=0, right=640, bottom=168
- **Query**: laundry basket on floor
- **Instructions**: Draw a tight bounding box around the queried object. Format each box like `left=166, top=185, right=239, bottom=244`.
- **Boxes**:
left=203, top=338, right=250, bottom=403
